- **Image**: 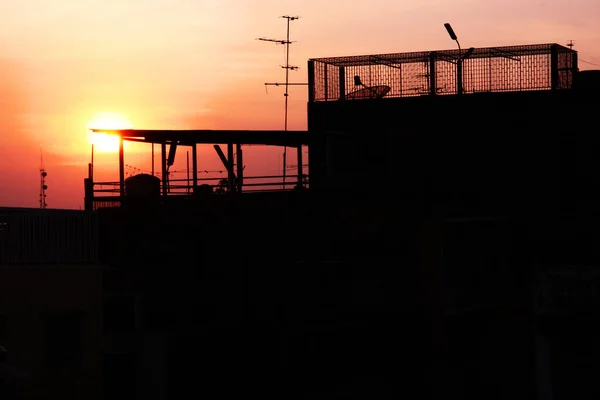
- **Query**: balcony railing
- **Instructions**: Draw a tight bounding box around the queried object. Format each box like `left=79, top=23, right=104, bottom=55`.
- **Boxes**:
left=85, top=173, right=310, bottom=210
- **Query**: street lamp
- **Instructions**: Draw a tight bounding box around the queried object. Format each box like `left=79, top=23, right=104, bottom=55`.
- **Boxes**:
left=444, top=23, right=472, bottom=95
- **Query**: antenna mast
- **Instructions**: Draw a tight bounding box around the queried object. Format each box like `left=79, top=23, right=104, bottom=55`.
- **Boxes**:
left=258, top=15, right=308, bottom=189
left=39, top=148, right=48, bottom=209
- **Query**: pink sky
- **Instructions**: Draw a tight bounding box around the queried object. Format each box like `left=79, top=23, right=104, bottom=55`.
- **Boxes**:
left=0, top=0, right=598, bottom=209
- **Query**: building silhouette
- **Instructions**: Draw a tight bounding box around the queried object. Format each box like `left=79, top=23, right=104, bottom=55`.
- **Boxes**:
left=2, top=42, right=599, bottom=399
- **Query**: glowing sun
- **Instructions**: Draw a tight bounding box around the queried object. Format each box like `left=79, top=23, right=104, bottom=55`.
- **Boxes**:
left=87, top=112, right=133, bottom=153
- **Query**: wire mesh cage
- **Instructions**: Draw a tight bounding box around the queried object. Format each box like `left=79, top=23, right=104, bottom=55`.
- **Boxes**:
left=309, top=44, right=577, bottom=102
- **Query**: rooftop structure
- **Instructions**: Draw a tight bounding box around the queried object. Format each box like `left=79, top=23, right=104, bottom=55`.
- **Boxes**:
left=308, top=43, right=577, bottom=101
left=84, top=129, right=311, bottom=211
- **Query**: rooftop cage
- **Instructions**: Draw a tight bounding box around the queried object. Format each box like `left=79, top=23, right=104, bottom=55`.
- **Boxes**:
left=308, top=43, right=577, bottom=102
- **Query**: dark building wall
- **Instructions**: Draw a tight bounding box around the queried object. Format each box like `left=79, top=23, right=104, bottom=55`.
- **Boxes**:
left=96, top=191, right=439, bottom=399
left=0, top=264, right=104, bottom=400
left=97, top=198, right=538, bottom=399
left=441, top=218, right=534, bottom=400
left=308, top=89, right=600, bottom=217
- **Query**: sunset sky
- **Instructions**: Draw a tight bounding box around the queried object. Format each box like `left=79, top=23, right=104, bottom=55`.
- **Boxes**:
left=1, top=0, right=598, bottom=209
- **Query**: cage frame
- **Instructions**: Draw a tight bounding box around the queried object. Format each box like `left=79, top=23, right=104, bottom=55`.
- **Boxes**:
left=308, top=43, right=577, bottom=102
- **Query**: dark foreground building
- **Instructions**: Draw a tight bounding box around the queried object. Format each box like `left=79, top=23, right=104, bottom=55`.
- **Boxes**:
left=78, top=43, right=599, bottom=399
left=0, top=208, right=104, bottom=400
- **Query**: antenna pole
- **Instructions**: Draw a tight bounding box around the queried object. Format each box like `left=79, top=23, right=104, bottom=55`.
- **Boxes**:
left=283, top=16, right=291, bottom=189
left=258, top=15, right=303, bottom=190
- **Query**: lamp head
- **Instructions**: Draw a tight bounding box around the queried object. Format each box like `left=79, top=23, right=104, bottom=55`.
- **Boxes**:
left=354, top=75, right=363, bottom=86
left=444, top=23, right=458, bottom=41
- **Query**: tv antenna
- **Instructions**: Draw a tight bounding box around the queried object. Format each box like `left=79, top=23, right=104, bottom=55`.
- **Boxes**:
left=257, top=15, right=308, bottom=189
left=567, top=40, right=575, bottom=50
left=39, top=147, right=48, bottom=209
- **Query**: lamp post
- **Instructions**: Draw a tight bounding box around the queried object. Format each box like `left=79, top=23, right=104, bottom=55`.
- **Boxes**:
left=444, top=23, right=465, bottom=95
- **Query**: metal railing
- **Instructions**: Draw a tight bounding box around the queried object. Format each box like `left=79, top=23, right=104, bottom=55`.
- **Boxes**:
left=90, top=174, right=309, bottom=196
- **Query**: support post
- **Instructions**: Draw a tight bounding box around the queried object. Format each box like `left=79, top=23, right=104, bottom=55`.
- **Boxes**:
left=213, top=145, right=236, bottom=185
left=161, top=142, right=167, bottom=196
left=339, top=67, right=346, bottom=100
left=297, top=145, right=303, bottom=188
left=186, top=150, right=190, bottom=194
left=227, top=143, right=235, bottom=193
left=324, top=64, right=328, bottom=101
left=550, top=44, right=559, bottom=90
left=429, top=52, right=437, bottom=96
left=119, top=135, right=125, bottom=198
left=84, top=178, right=93, bottom=211
left=236, top=143, right=243, bottom=192
left=457, top=59, right=463, bottom=95
left=192, top=144, right=198, bottom=192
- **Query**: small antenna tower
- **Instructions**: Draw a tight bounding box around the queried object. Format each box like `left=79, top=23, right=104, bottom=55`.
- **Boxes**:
left=258, top=15, right=308, bottom=189
left=567, top=40, right=575, bottom=50
left=39, top=148, right=48, bottom=209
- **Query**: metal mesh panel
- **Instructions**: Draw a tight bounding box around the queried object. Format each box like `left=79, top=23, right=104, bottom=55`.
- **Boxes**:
left=557, top=49, right=576, bottom=89
left=310, top=43, right=577, bottom=101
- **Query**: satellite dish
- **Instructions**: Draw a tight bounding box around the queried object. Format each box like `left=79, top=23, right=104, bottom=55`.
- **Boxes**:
left=345, top=85, right=391, bottom=100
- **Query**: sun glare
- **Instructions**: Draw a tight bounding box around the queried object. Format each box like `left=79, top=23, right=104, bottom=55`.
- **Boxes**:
left=87, top=112, right=133, bottom=153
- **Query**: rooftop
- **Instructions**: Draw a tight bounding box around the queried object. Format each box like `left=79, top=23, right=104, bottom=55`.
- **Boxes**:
left=85, top=129, right=313, bottom=210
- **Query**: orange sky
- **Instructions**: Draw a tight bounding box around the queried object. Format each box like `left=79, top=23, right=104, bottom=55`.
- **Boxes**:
left=1, top=0, right=599, bottom=209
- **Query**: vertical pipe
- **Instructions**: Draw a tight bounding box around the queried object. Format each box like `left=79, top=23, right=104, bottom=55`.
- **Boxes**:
left=192, top=144, right=198, bottom=193
left=455, top=40, right=463, bottom=95
left=227, top=143, right=235, bottom=193
left=161, top=142, right=167, bottom=196
left=119, top=136, right=125, bottom=198
left=186, top=150, right=190, bottom=194
left=151, top=143, right=155, bottom=176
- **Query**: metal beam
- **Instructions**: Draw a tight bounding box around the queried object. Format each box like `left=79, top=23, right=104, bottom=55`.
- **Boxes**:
left=90, top=129, right=310, bottom=147
left=213, top=145, right=236, bottom=187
